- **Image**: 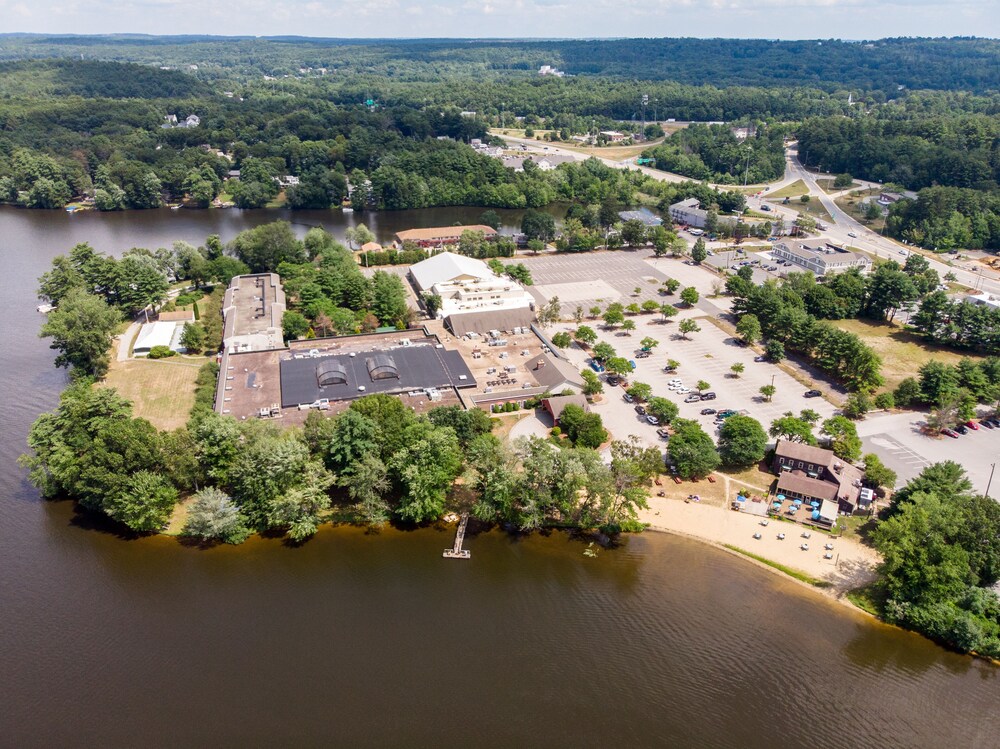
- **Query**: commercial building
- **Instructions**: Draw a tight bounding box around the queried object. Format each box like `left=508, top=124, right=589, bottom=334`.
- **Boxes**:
left=599, top=130, right=628, bottom=143
left=409, top=252, right=535, bottom=336
left=771, top=241, right=871, bottom=277
left=542, top=394, right=589, bottom=424
left=618, top=208, right=663, bottom=227
left=221, top=273, right=287, bottom=353
left=395, top=225, right=497, bottom=247
left=772, top=440, right=865, bottom=516
left=965, top=292, right=1000, bottom=311
left=667, top=198, right=736, bottom=230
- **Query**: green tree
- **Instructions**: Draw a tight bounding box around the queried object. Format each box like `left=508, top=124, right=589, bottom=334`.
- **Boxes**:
left=696, top=380, right=711, bottom=393
left=391, top=427, right=463, bottom=523
left=718, top=415, right=768, bottom=467
left=833, top=173, right=853, bottom=188
left=39, top=288, right=122, bottom=378
left=229, top=221, right=306, bottom=273
left=282, top=310, right=310, bottom=341
left=691, top=237, right=707, bottom=264
left=862, top=453, right=898, bottom=493
left=765, top=339, right=785, bottom=362
left=640, top=336, right=659, bottom=351
left=603, top=306, right=625, bottom=328
left=574, top=325, right=598, bottom=346
left=103, top=470, right=177, bottom=532
left=343, top=452, right=391, bottom=527
left=730, top=362, right=745, bottom=378
left=581, top=368, right=604, bottom=397
left=646, top=396, right=679, bottom=424
left=678, top=319, right=700, bottom=339
left=821, top=415, right=862, bottom=461
left=668, top=419, right=721, bottom=479
left=736, top=314, right=762, bottom=344
left=604, top=357, right=632, bottom=377
left=621, top=319, right=637, bottom=335
left=180, top=322, right=206, bottom=353
left=38, top=255, right=84, bottom=306
left=592, top=342, right=616, bottom=362
left=769, top=414, right=816, bottom=444
left=559, top=404, right=607, bottom=449
left=680, top=286, right=700, bottom=306
left=428, top=405, right=493, bottom=444
left=182, top=487, right=252, bottom=544
left=626, top=382, right=652, bottom=402
left=551, top=331, right=573, bottom=348
left=521, top=209, right=556, bottom=243
left=660, top=303, right=678, bottom=322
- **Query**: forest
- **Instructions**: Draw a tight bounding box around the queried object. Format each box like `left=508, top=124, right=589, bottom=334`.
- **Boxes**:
left=643, top=123, right=787, bottom=184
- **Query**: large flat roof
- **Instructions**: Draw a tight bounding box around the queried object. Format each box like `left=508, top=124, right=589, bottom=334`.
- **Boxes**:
left=396, top=225, right=497, bottom=243
left=279, top=343, right=476, bottom=407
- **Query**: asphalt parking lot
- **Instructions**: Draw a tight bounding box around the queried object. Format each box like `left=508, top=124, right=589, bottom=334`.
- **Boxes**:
left=551, top=306, right=838, bottom=447
left=856, top=411, right=999, bottom=493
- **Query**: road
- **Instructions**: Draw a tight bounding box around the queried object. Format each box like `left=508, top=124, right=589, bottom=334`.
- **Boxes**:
left=770, top=146, right=1000, bottom=297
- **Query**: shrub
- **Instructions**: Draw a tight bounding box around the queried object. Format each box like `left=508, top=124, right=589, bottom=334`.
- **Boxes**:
left=874, top=391, right=895, bottom=410
left=550, top=426, right=561, bottom=437
left=147, top=345, right=176, bottom=359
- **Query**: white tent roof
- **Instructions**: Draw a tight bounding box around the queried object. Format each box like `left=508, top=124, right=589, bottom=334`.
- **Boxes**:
left=133, top=321, right=178, bottom=353
left=410, top=252, right=494, bottom=292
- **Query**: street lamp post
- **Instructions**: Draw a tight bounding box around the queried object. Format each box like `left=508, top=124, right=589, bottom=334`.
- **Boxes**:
left=987, top=463, right=996, bottom=498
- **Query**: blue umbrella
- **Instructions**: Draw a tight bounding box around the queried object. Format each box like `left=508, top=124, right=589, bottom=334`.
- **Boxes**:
left=793, top=499, right=803, bottom=506
left=810, top=501, right=820, bottom=508
left=776, top=494, right=786, bottom=500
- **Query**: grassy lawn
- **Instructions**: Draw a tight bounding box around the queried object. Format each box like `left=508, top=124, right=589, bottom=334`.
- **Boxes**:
left=831, top=318, right=985, bottom=391
left=777, top=198, right=834, bottom=225
left=834, top=194, right=886, bottom=233
left=846, top=582, right=885, bottom=616
left=764, top=179, right=808, bottom=199
left=722, top=463, right=777, bottom=493
left=98, top=356, right=204, bottom=430
left=816, top=178, right=861, bottom=193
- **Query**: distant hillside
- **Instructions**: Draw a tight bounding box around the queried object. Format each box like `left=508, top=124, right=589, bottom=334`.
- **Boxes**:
left=0, top=35, right=998, bottom=94
left=0, top=59, right=212, bottom=99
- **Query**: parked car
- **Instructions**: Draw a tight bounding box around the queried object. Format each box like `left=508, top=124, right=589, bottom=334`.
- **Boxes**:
left=663, top=365, right=677, bottom=372
left=607, top=376, right=620, bottom=386
left=634, top=405, right=646, bottom=415
left=629, top=360, right=637, bottom=370
left=754, top=355, right=767, bottom=362
left=956, top=424, right=969, bottom=435
left=988, top=418, right=1000, bottom=428
left=684, top=394, right=702, bottom=403
left=804, top=389, right=822, bottom=398
left=941, top=428, right=959, bottom=438
left=700, top=408, right=717, bottom=415
left=656, top=428, right=670, bottom=439
left=677, top=387, right=691, bottom=394
left=965, top=420, right=980, bottom=430
left=700, top=392, right=717, bottom=401
left=980, top=419, right=995, bottom=429
left=635, top=351, right=651, bottom=359
left=623, top=393, right=634, bottom=403
left=589, top=359, right=605, bottom=372
left=645, top=415, right=660, bottom=425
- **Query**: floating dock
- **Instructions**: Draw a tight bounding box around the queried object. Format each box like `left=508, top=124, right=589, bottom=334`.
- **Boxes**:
left=443, top=513, right=471, bottom=559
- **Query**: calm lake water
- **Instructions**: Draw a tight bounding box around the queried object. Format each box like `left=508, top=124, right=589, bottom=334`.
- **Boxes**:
left=1, top=205, right=999, bottom=748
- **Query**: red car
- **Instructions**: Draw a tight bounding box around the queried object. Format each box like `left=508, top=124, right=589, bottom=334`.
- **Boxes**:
left=965, top=420, right=980, bottom=430
left=941, top=428, right=960, bottom=439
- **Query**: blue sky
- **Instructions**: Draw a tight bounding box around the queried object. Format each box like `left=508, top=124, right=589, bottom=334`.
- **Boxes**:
left=1, top=0, right=997, bottom=40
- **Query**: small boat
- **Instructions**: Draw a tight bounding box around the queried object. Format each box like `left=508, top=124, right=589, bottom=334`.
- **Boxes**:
left=342, top=206, right=354, bottom=213
left=36, top=303, right=54, bottom=314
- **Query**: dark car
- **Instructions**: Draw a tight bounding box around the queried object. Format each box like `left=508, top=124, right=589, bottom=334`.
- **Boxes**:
left=635, top=351, right=651, bottom=359
left=701, top=408, right=717, bottom=415
left=700, top=392, right=717, bottom=401
left=988, top=418, right=1000, bottom=428
left=804, top=389, right=822, bottom=398
left=941, top=428, right=959, bottom=439
left=980, top=419, right=995, bottom=429
left=656, top=428, right=670, bottom=439
left=607, top=376, right=621, bottom=387
left=662, top=365, right=677, bottom=373
left=634, top=404, right=646, bottom=415
left=956, top=424, right=969, bottom=435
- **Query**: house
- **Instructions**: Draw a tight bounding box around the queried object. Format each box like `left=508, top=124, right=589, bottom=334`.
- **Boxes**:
left=360, top=242, right=383, bottom=254
left=163, top=114, right=178, bottom=126
left=731, top=126, right=756, bottom=141
left=877, top=192, right=905, bottom=205
left=618, top=208, right=663, bottom=227
left=395, top=225, right=497, bottom=248
left=182, top=115, right=200, bottom=128
left=501, top=154, right=575, bottom=172
left=276, top=176, right=300, bottom=187
left=538, top=65, right=565, bottom=77
left=771, top=241, right=871, bottom=276
left=542, top=394, right=589, bottom=424
left=157, top=309, right=195, bottom=323
left=408, top=251, right=535, bottom=334
left=772, top=440, right=865, bottom=515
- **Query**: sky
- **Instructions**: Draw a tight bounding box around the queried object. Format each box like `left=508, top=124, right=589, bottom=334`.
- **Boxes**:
left=0, top=0, right=998, bottom=40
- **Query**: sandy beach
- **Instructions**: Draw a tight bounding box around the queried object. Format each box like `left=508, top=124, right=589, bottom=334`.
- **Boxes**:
left=640, top=495, right=881, bottom=596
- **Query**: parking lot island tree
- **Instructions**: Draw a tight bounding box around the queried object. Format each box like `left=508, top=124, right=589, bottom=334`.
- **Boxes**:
left=667, top=419, right=721, bottom=479
left=718, top=415, right=769, bottom=468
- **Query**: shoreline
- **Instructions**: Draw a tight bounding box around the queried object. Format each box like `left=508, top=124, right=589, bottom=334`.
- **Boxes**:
left=638, top=496, right=881, bottom=615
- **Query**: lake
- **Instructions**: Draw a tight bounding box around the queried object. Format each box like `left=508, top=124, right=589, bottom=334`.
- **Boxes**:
left=1, top=205, right=998, bottom=748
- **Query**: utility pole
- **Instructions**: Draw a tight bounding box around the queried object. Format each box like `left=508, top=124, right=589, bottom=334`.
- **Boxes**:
left=743, top=146, right=753, bottom=187
left=987, top=462, right=996, bottom=499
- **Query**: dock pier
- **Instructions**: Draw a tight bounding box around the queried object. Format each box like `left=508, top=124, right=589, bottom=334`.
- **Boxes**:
left=443, top=513, right=471, bottom=559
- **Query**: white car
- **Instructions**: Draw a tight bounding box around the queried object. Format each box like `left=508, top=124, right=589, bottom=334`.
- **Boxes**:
left=667, top=383, right=680, bottom=391
left=667, top=378, right=682, bottom=385
left=847, top=231, right=857, bottom=238
left=677, top=387, right=691, bottom=394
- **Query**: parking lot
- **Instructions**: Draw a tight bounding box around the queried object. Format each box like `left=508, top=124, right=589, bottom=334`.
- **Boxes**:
left=548, top=304, right=839, bottom=448
left=856, top=411, right=998, bottom=493
left=522, top=251, right=723, bottom=315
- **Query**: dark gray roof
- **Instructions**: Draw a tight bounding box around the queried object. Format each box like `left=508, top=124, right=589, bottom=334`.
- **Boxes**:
left=618, top=208, right=663, bottom=226
left=446, top=307, right=535, bottom=336
left=279, top=345, right=475, bottom=407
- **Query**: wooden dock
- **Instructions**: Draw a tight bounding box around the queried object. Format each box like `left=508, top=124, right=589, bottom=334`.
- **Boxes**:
left=443, top=513, right=471, bottom=559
